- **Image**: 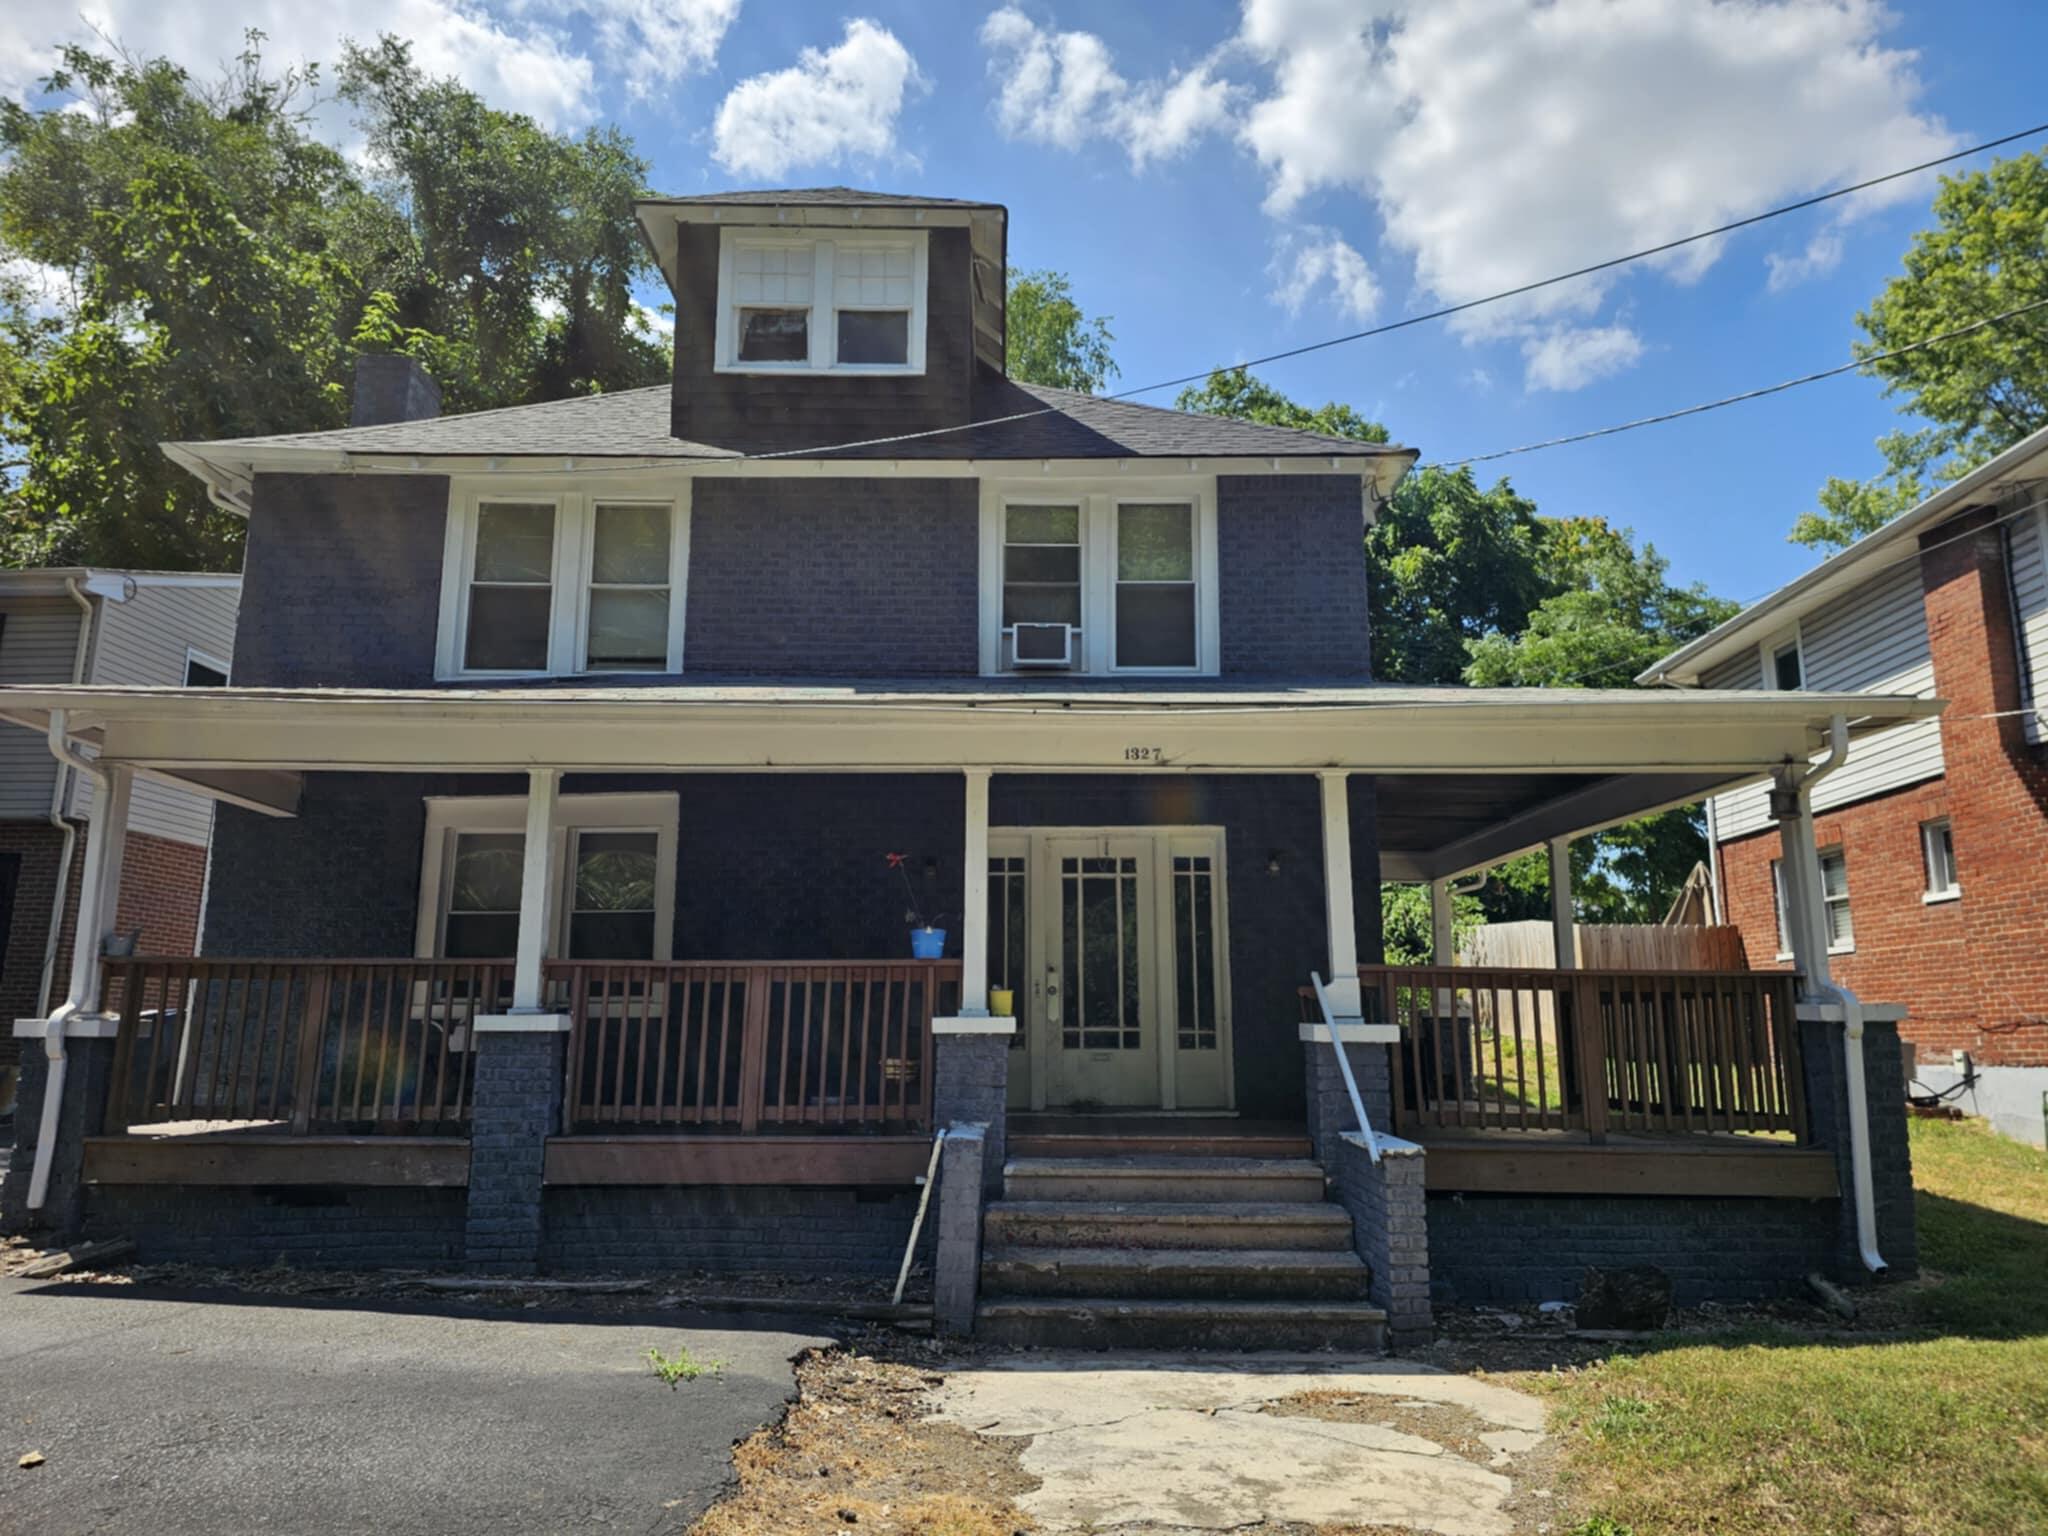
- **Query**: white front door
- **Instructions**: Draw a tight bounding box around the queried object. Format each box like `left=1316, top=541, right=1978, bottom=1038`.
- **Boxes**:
left=989, top=827, right=1230, bottom=1112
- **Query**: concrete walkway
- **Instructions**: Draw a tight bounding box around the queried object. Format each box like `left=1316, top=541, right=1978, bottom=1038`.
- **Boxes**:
left=928, top=1353, right=1548, bottom=1536
left=1, top=1278, right=825, bottom=1535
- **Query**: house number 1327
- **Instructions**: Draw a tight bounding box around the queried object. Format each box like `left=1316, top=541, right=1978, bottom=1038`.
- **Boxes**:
left=1123, top=746, right=1164, bottom=763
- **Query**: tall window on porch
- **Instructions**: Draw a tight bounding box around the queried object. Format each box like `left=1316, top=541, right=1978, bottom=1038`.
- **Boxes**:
left=1173, top=854, right=1219, bottom=1050
left=988, top=855, right=1028, bottom=1051
left=444, top=832, right=524, bottom=957
left=585, top=505, right=672, bottom=671
left=567, top=831, right=659, bottom=958
left=465, top=503, right=555, bottom=671
left=1061, top=855, right=1141, bottom=1050
left=1115, top=502, right=1197, bottom=669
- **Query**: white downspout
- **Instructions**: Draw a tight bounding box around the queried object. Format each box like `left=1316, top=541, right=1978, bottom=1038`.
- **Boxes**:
left=27, top=710, right=110, bottom=1211
left=35, top=578, right=97, bottom=1019
left=1780, top=715, right=1886, bottom=1275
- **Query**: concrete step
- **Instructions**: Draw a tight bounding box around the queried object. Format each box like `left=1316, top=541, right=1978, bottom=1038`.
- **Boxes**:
left=974, top=1297, right=1389, bottom=1352
left=982, top=1246, right=1371, bottom=1301
left=984, top=1200, right=1354, bottom=1252
left=1002, top=1155, right=1327, bottom=1204
left=1009, top=1132, right=1313, bottom=1159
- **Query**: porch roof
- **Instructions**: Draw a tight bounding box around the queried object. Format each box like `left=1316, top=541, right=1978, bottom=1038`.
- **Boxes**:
left=0, top=680, right=1940, bottom=881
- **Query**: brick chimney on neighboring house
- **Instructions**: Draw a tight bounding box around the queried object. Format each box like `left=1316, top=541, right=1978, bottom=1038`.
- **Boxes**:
left=350, top=353, right=441, bottom=427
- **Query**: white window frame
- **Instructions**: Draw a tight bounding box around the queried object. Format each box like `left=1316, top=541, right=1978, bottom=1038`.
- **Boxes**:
left=977, top=479, right=1222, bottom=677
left=435, top=479, right=691, bottom=680
left=1772, top=848, right=1855, bottom=957
left=413, top=792, right=678, bottom=961
left=1920, top=818, right=1961, bottom=903
left=182, top=645, right=230, bottom=687
left=1762, top=627, right=1804, bottom=692
left=714, top=228, right=928, bottom=377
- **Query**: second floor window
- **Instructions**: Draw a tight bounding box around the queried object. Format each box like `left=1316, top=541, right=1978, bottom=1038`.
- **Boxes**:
left=1772, top=847, right=1853, bottom=956
left=440, top=491, right=686, bottom=679
left=718, top=231, right=926, bottom=375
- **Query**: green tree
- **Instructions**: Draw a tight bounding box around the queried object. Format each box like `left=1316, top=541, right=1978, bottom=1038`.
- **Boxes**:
left=1006, top=269, right=1117, bottom=393
left=0, top=33, right=671, bottom=570
left=1794, top=151, right=2048, bottom=552
left=1175, top=365, right=1387, bottom=444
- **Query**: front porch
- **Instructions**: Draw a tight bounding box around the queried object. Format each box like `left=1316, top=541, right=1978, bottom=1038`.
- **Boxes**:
left=0, top=681, right=1928, bottom=1318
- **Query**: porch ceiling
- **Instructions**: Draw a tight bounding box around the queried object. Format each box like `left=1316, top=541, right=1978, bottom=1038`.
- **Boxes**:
left=0, top=681, right=1938, bottom=862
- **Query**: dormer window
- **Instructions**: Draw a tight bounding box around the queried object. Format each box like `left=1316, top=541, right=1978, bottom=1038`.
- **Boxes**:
left=716, top=229, right=927, bottom=375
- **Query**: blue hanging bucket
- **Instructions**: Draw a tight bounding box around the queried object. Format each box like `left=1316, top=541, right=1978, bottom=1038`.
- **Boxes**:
left=910, top=927, right=947, bottom=959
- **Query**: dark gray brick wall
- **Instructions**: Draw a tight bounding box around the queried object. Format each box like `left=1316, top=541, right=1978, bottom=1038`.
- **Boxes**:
left=1302, top=1039, right=1393, bottom=1173
left=539, top=1185, right=927, bottom=1275
left=934, top=1034, right=1008, bottom=1191
left=1, top=1039, right=113, bottom=1235
left=465, top=1031, right=565, bottom=1274
left=235, top=473, right=448, bottom=687
left=84, top=1184, right=466, bottom=1266
left=1428, top=1191, right=1840, bottom=1306
left=1802, top=1014, right=1918, bottom=1280
left=670, top=224, right=978, bottom=454
left=1217, top=475, right=1371, bottom=678
left=683, top=479, right=978, bottom=676
left=1330, top=1137, right=1432, bottom=1348
left=934, top=1124, right=986, bottom=1336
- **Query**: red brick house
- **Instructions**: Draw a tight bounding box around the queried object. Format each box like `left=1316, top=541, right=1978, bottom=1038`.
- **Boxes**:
left=0, top=569, right=239, bottom=1105
left=1642, top=423, right=2048, bottom=1147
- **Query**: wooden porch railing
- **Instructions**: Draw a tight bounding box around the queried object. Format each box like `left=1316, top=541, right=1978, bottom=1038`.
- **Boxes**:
left=1337, top=965, right=1808, bottom=1142
left=102, top=958, right=505, bottom=1135
left=548, top=960, right=958, bottom=1135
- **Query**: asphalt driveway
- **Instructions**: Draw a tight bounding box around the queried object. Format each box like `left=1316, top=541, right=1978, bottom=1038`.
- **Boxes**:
left=0, top=1278, right=827, bottom=1535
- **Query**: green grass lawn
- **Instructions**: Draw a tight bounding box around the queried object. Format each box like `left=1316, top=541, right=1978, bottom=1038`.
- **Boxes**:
left=1536, top=1118, right=2048, bottom=1535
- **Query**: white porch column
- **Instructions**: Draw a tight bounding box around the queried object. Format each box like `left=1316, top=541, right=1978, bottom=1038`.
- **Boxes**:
left=510, top=767, right=561, bottom=1013
left=1772, top=769, right=1831, bottom=996
left=1428, top=877, right=1454, bottom=968
left=1318, top=771, right=1362, bottom=1016
left=958, top=769, right=992, bottom=1017
left=1548, top=835, right=1576, bottom=970
left=69, top=761, right=134, bottom=1020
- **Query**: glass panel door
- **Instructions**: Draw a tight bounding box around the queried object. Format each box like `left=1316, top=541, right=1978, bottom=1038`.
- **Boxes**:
left=1042, top=835, right=1159, bottom=1108
left=988, top=839, right=1032, bottom=1109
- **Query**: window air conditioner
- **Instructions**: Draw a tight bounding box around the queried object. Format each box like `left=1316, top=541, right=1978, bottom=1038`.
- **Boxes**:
left=1011, top=622, right=1075, bottom=669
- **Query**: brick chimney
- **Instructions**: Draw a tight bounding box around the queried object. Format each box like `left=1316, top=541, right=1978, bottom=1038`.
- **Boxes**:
left=350, top=354, right=441, bottom=427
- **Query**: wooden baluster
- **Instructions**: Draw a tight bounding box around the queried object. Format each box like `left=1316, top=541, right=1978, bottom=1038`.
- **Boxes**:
left=737, top=965, right=770, bottom=1135
left=794, top=968, right=816, bottom=1126
left=290, top=966, right=332, bottom=1134
left=651, top=966, right=673, bottom=1125
left=918, top=967, right=938, bottom=1132
left=1652, top=972, right=1678, bottom=1133
left=130, top=961, right=167, bottom=1124
left=1576, top=976, right=1608, bottom=1143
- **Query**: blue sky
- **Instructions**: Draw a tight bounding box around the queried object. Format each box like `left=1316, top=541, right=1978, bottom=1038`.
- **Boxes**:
left=6, top=1, right=2047, bottom=607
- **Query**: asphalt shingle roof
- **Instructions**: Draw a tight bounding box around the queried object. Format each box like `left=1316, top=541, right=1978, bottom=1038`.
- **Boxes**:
left=171, top=380, right=1414, bottom=464
left=640, top=187, right=1005, bottom=211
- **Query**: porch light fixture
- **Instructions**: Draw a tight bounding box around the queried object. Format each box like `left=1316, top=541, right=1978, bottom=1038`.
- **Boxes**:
left=1267, top=850, right=1283, bottom=877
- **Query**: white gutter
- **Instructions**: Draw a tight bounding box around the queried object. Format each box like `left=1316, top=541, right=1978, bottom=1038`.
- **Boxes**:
left=1786, top=716, right=1886, bottom=1275
left=26, top=710, right=109, bottom=1211
left=34, top=580, right=95, bottom=1019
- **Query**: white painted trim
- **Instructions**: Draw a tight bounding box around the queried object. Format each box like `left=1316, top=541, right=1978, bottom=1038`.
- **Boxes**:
left=958, top=769, right=991, bottom=1016
left=512, top=769, right=561, bottom=1011
left=932, top=1015, right=1017, bottom=1035
left=1922, top=889, right=1962, bottom=906
left=474, top=1012, right=575, bottom=1034
left=14, top=1014, right=120, bottom=1039
left=1299, top=1021, right=1399, bottom=1044
left=714, top=227, right=928, bottom=377
left=1342, top=1129, right=1422, bottom=1157
left=1318, top=772, right=1361, bottom=1017
left=1797, top=1000, right=1908, bottom=1024
left=436, top=484, right=688, bottom=681
left=182, top=644, right=231, bottom=687
left=978, top=478, right=1220, bottom=676
left=1548, top=835, right=1575, bottom=970
left=414, top=791, right=679, bottom=964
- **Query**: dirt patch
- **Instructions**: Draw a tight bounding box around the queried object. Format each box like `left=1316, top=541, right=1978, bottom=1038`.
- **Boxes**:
left=1262, top=1389, right=1505, bottom=1466
left=693, top=1349, right=1038, bottom=1536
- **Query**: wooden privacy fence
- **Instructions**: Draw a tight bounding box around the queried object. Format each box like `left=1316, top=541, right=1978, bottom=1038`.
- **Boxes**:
left=1356, top=964, right=1808, bottom=1141
left=549, top=960, right=958, bottom=1135
left=1460, top=921, right=1750, bottom=972
left=102, top=958, right=504, bottom=1134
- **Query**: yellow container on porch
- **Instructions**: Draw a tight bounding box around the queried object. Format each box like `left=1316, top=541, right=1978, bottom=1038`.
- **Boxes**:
left=989, top=987, right=1015, bottom=1017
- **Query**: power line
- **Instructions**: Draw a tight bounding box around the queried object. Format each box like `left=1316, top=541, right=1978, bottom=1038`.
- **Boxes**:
left=1423, top=296, right=2048, bottom=470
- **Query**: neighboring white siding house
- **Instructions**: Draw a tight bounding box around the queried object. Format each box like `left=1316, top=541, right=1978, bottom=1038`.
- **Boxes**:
left=65, top=577, right=240, bottom=846
left=0, top=598, right=85, bottom=818
left=1709, top=557, right=1943, bottom=839
left=2005, top=500, right=2048, bottom=747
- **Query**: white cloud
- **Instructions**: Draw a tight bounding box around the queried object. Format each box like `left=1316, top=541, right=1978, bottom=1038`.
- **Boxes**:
left=979, top=6, right=1231, bottom=169
left=1269, top=228, right=1379, bottom=323
left=712, top=18, right=924, bottom=180
left=1521, top=324, right=1645, bottom=391
left=1, top=0, right=739, bottom=129
left=1766, top=230, right=1847, bottom=293
left=1234, top=0, right=1955, bottom=350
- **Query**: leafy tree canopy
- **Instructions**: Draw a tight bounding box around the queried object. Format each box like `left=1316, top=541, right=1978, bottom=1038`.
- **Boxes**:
left=1794, top=151, right=2048, bottom=552
left=1006, top=269, right=1117, bottom=394
left=0, top=32, right=669, bottom=570
left=1175, top=366, right=1387, bottom=444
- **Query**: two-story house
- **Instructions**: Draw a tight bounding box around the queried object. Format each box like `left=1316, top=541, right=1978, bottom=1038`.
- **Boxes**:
left=1, top=190, right=1930, bottom=1344
left=1643, top=422, right=2048, bottom=1149
left=0, top=568, right=238, bottom=1107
